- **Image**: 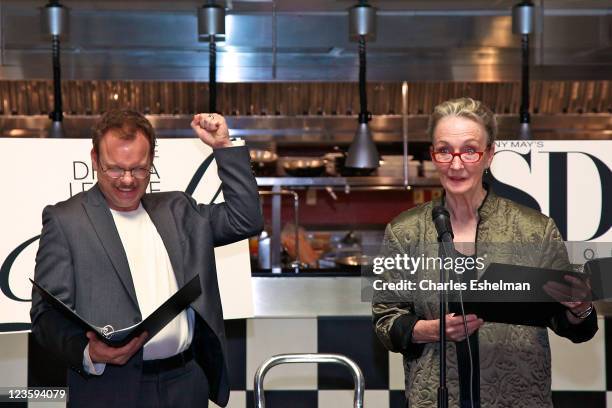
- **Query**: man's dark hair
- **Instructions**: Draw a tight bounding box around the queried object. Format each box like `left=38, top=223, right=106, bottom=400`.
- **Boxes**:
left=92, top=110, right=156, bottom=160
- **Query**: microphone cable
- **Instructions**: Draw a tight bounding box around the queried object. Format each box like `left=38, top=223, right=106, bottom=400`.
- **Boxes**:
left=442, top=246, right=476, bottom=408
left=456, top=272, right=476, bottom=408
left=433, top=206, right=476, bottom=408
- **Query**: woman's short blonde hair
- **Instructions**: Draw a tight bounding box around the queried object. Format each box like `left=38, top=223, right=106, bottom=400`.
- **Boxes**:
left=427, top=97, right=497, bottom=146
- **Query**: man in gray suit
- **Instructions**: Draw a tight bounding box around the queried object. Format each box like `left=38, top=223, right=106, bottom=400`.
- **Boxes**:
left=30, top=110, right=263, bottom=407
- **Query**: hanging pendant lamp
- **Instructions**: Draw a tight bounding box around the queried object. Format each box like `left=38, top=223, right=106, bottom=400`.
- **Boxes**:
left=41, top=0, right=69, bottom=138
left=198, top=2, right=226, bottom=113
left=512, top=1, right=534, bottom=140
left=345, top=1, right=379, bottom=170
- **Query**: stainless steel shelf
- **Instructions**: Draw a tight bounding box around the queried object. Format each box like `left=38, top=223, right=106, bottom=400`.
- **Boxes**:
left=255, top=176, right=441, bottom=188
left=1, top=114, right=609, bottom=141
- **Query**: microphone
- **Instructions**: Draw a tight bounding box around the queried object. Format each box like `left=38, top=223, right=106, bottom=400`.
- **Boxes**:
left=432, top=205, right=454, bottom=408
left=432, top=206, right=454, bottom=243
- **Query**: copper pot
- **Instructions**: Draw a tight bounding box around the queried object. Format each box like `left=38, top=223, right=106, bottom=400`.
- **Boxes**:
left=282, top=157, right=327, bottom=177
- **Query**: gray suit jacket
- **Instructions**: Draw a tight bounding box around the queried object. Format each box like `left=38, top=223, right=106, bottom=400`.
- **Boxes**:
left=30, top=146, right=263, bottom=407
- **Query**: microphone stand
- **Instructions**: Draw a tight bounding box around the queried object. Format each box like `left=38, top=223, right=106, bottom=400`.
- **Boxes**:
left=437, top=233, right=454, bottom=408
left=432, top=205, right=455, bottom=408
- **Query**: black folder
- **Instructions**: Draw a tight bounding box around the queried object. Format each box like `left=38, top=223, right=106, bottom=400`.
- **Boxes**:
left=451, top=261, right=606, bottom=327
left=585, top=257, right=612, bottom=302
left=31, top=274, right=202, bottom=347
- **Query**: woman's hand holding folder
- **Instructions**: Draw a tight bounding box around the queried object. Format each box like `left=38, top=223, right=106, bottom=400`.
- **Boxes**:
left=543, top=275, right=594, bottom=324
left=412, top=313, right=484, bottom=343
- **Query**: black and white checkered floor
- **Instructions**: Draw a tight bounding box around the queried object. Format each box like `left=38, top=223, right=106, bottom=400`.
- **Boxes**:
left=1, top=315, right=608, bottom=407
left=208, top=316, right=610, bottom=408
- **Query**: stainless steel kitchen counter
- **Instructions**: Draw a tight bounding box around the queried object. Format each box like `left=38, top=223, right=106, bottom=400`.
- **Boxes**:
left=252, top=276, right=371, bottom=317
left=251, top=275, right=612, bottom=318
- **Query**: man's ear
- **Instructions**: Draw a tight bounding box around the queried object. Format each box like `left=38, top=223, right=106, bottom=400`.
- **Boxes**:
left=91, top=148, right=98, bottom=171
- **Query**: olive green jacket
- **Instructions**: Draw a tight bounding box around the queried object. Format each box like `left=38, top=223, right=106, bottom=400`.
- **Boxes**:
left=372, top=190, right=598, bottom=408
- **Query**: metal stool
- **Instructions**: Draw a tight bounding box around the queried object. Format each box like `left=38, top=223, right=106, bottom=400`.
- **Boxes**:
left=253, top=353, right=365, bottom=408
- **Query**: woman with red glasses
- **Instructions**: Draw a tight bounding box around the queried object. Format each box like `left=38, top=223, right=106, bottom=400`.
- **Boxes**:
left=372, top=98, right=597, bottom=408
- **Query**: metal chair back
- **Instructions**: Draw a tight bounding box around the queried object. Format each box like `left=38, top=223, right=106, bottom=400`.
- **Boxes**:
left=253, top=353, right=365, bottom=408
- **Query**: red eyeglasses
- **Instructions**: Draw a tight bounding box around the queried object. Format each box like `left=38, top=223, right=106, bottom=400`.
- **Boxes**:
left=430, top=148, right=485, bottom=163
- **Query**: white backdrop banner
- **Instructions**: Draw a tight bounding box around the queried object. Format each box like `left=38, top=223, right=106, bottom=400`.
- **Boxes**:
left=0, top=139, right=610, bottom=332
left=490, top=140, right=611, bottom=244
left=0, top=138, right=254, bottom=333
